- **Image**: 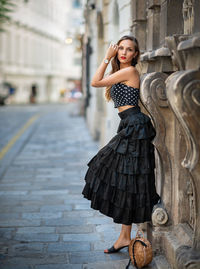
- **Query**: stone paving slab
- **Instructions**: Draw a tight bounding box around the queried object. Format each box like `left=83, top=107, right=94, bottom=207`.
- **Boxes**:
left=35, top=265, right=82, bottom=269
left=0, top=104, right=139, bottom=268
left=0, top=219, right=41, bottom=227
left=47, top=242, right=91, bottom=252
left=0, top=265, right=32, bottom=269
left=82, top=259, right=130, bottom=269
left=82, top=258, right=161, bottom=269
left=69, top=251, right=110, bottom=264
left=14, top=233, right=60, bottom=242
left=56, top=225, right=95, bottom=234
left=9, top=243, right=45, bottom=255
left=0, top=253, right=70, bottom=265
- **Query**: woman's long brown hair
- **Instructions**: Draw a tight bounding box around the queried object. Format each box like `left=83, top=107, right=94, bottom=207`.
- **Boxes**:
left=105, top=35, right=140, bottom=102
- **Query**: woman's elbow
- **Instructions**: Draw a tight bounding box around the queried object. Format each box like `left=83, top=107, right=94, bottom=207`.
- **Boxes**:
left=91, top=81, right=98, bottom=87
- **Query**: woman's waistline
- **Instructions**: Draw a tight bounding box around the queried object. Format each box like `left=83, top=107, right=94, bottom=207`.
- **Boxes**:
left=118, top=105, right=141, bottom=119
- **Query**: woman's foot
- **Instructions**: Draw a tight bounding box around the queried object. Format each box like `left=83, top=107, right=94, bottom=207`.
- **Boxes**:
left=104, top=238, right=131, bottom=253
left=104, top=244, right=129, bottom=254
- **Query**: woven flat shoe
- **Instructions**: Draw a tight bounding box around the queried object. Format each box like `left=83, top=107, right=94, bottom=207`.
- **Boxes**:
left=104, top=245, right=129, bottom=254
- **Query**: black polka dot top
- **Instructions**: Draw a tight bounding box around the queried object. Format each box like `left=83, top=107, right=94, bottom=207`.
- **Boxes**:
left=110, top=82, right=140, bottom=108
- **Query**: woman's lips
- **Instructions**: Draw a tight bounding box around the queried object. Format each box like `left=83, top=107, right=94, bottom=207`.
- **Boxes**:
left=121, top=56, right=126, bottom=59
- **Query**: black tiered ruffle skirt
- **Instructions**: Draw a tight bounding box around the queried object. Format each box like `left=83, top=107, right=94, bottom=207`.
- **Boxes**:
left=82, top=106, right=160, bottom=225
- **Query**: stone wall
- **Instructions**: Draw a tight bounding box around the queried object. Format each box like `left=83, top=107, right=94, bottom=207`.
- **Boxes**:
left=134, top=0, right=200, bottom=268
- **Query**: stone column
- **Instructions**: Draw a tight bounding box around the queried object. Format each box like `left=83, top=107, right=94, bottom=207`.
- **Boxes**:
left=140, top=72, right=170, bottom=217
left=146, top=0, right=161, bottom=51
left=160, top=0, right=183, bottom=46
left=96, top=11, right=105, bottom=141
left=130, top=0, right=147, bottom=52
left=150, top=33, right=200, bottom=268
left=183, top=0, right=200, bottom=35
left=166, top=34, right=200, bottom=261
left=166, top=68, right=200, bottom=268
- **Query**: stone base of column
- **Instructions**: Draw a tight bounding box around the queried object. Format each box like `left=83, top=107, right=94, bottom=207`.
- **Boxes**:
left=150, top=223, right=200, bottom=269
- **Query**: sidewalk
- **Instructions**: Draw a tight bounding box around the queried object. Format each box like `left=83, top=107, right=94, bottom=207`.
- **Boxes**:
left=0, top=104, right=137, bottom=269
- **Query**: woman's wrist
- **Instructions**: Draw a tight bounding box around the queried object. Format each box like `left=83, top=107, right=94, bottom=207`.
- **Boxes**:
left=103, top=56, right=111, bottom=64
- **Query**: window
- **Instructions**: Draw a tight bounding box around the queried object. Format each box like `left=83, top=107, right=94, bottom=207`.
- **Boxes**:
left=73, top=0, right=81, bottom=8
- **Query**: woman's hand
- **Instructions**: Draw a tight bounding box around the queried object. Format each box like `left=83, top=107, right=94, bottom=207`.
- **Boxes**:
left=105, top=43, right=118, bottom=60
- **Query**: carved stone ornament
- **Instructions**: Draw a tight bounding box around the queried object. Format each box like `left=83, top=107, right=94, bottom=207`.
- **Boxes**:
left=166, top=70, right=200, bottom=172
left=176, top=245, right=200, bottom=269
left=166, top=69, right=200, bottom=251
left=152, top=206, right=168, bottom=226
left=140, top=72, right=172, bottom=215
left=140, top=47, right=172, bottom=73
left=165, top=35, right=190, bottom=71
left=140, top=47, right=171, bottom=62
left=186, top=179, right=195, bottom=229
left=177, top=35, right=200, bottom=70
left=182, top=0, right=194, bottom=35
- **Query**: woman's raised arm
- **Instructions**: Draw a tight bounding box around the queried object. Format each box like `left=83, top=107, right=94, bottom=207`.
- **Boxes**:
left=91, top=65, right=136, bottom=87
left=91, top=43, right=134, bottom=87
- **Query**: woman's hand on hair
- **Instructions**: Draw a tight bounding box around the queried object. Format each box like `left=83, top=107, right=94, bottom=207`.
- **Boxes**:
left=105, top=43, right=118, bottom=60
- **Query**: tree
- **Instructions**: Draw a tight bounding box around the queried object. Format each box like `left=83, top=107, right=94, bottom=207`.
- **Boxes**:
left=0, top=0, right=16, bottom=32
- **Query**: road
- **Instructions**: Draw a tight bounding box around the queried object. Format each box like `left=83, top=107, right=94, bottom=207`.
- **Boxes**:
left=0, top=103, right=138, bottom=269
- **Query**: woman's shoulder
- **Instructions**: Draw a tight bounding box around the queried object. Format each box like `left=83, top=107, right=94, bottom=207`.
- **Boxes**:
left=122, top=67, right=140, bottom=88
left=125, top=66, right=140, bottom=80
left=124, top=66, right=139, bottom=75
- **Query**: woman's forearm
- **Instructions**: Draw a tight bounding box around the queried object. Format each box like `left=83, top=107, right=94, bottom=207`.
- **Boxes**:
left=91, top=43, right=118, bottom=87
left=91, top=57, right=110, bottom=87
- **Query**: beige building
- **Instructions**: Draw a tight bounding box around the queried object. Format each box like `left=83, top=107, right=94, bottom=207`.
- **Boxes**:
left=82, top=0, right=200, bottom=268
left=0, top=0, right=83, bottom=104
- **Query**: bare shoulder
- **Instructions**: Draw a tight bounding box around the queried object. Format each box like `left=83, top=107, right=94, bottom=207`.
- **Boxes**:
left=123, top=66, right=140, bottom=88
left=129, top=66, right=139, bottom=75
left=125, top=66, right=139, bottom=77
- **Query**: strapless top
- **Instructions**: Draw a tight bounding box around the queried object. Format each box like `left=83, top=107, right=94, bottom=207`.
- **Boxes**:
left=110, top=82, right=140, bottom=108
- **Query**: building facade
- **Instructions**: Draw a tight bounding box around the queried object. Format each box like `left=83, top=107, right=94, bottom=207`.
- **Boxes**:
left=82, top=0, right=200, bottom=268
left=0, top=0, right=83, bottom=104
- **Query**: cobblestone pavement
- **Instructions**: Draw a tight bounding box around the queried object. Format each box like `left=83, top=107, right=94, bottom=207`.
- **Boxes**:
left=0, top=103, right=159, bottom=269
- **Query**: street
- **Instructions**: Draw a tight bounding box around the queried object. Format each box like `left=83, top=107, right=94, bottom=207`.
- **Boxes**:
left=0, top=103, right=137, bottom=269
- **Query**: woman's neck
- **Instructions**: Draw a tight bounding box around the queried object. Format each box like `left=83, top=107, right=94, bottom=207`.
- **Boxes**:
left=120, top=63, right=131, bottom=69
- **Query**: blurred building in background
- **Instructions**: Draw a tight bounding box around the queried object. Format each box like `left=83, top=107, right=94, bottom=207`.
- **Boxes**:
left=0, top=0, right=84, bottom=104
left=82, top=0, right=200, bottom=268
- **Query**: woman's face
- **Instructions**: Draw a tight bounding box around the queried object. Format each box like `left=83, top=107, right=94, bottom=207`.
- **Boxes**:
left=117, top=39, right=137, bottom=64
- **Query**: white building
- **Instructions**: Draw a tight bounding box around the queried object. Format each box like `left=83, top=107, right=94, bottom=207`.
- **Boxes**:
left=0, top=0, right=84, bottom=104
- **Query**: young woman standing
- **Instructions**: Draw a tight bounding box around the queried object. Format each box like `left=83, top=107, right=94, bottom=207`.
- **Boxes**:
left=82, top=35, right=160, bottom=253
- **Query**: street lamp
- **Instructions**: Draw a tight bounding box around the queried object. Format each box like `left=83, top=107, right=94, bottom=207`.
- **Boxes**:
left=65, top=37, right=73, bottom=44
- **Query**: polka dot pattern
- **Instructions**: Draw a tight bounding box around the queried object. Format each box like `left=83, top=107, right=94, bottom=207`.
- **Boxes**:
left=110, top=82, right=140, bottom=108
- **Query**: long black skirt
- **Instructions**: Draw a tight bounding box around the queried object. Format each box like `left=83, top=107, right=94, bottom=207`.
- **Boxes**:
left=82, top=106, right=160, bottom=225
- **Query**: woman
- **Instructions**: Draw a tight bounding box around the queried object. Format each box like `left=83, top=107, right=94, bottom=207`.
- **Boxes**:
left=82, top=35, right=160, bottom=254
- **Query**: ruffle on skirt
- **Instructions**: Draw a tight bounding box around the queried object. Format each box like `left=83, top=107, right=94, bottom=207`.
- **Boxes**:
left=82, top=106, right=160, bottom=225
